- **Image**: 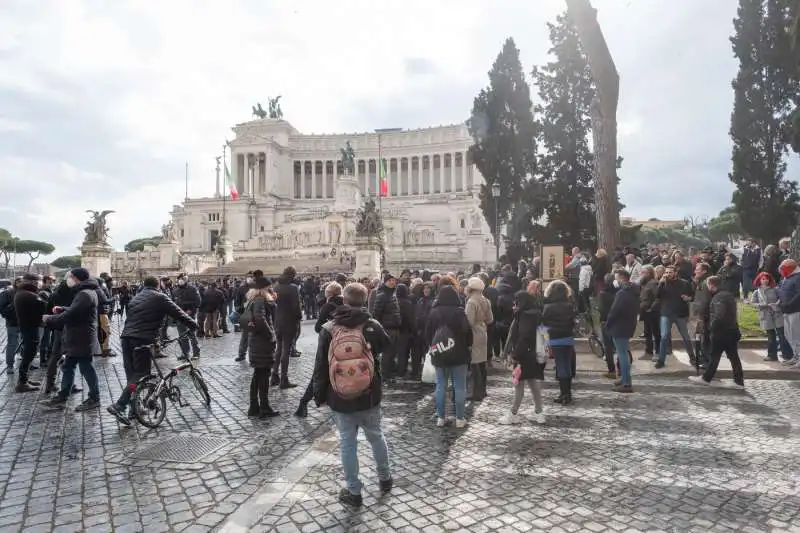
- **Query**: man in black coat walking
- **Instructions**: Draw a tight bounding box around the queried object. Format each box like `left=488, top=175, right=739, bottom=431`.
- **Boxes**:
left=172, top=273, right=201, bottom=360
left=605, top=269, right=640, bottom=393
left=14, top=274, right=46, bottom=392
left=272, top=266, right=302, bottom=388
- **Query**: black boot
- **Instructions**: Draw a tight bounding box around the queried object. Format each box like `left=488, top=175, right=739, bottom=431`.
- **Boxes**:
left=247, top=399, right=259, bottom=417
left=270, top=373, right=280, bottom=386
left=280, top=376, right=298, bottom=389
left=562, top=378, right=573, bottom=405
left=554, top=379, right=569, bottom=404
left=294, top=401, right=308, bottom=418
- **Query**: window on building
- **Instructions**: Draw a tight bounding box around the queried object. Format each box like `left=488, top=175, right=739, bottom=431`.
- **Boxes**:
left=260, top=225, right=264, bottom=232
left=180, top=229, right=184, bottom=238
left=459, top=218, right=465, bottom=229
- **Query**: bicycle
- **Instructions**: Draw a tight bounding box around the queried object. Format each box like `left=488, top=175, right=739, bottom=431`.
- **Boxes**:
left=130, top=333, right=211, bottom=428
left=574, top=312, right=605, bottom=358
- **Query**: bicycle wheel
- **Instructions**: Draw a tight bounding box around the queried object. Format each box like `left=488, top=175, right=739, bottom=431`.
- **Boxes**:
left=190, top=368, right=211, bottom=407
left=132, top=377, right=167, bottom=428
left=588, top=335, right=605, bottom=358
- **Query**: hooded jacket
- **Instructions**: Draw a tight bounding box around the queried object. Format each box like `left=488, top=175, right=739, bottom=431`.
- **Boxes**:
left=314, top=295, right=344, bottom=333
left=246, top=295, right=277, bottom=369
left=507, top=291, right=544, bottom=380
left=121, top=287, right=197, bottom=341
left=14, top=281, right=46, bottom=329
left=395, top=283, right=416, bottom=335
left=42, top=279, right=101, bottom=357
left=274, top=275, right=302, bottom=331
left=425, top=286, right=472, bottom=367
left=312, top=305, right=390, bottom=413
left=370, top=283, right=402, bottom=330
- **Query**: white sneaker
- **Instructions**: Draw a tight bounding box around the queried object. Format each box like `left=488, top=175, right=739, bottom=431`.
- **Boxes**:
left=533, top=412, right=546, bottom=425
left=455, top=418, right=467, bottom=428
left=436, top=417, right=445, bottom=427
left=723, top=380, right=745, bottom=390
left=498, top=413, right=520, bottom=425
left=688, top=375, right=710, bottom=385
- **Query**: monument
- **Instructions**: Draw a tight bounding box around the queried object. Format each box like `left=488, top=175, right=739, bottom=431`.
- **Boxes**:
left=353, top=196, right=385, bottom=280
left=158, top=221, right=181, bottom=269
left=80, top=210, right=114, bottom=276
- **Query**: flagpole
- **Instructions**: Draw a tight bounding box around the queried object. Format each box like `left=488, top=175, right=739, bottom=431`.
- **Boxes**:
left=377, top=133, right=382, bottom=212
left=221, top=144, right=227, bottom=239
left=185, top=161, right=189, bottom=200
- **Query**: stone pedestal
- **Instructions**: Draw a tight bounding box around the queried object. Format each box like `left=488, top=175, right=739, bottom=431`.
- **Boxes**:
left=216, top=239, right=234, bottom=265
left=334, top=172, right=360, bottom=213
left=80, top=243, right=112, bottom=277
left=157, top=241, right=180, bottom=269
left=353, top=236, right=383, bottom=280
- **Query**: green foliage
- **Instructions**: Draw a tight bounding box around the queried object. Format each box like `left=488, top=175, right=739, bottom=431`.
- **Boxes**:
left=15, top=240, right=55, bottom=270
left=628, top=224, right=711, bottom=250
left=729, top=0, right=800, bottom=244
left=124, top=236, right=161, bottom=252
left=525, top=12, right=596, bottom=250
left=468, top=37, right=537, bottom=244
left=50, top=255, right=82, bottom=269
left=707, top=206, right=744, bottom=244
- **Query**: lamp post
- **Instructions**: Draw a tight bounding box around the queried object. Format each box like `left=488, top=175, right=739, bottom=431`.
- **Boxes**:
left=491, top=183, right=501, bottom=261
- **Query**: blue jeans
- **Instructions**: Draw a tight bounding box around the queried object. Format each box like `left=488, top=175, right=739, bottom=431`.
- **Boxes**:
left=332, top=406, right=391, bottom=495
left=613, top=337, right=632, bottom=386
left=658, top=316, right=694, bottom=365
left=766, top=327, right=792, bottom=359
left=4, top=324, right=18, bottom=368
left=551, top=345, right=576, bottom=379
left=58, top=354, right=100, bottom=402
left=434, top=364, right=468, bottom=419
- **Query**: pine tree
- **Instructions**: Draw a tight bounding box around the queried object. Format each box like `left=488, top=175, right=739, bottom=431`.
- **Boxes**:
left=528, top=12, right=597, bottom=249
left=729, top=0, right=800, bottom=245
left=468, top=38, right=537, bottom=256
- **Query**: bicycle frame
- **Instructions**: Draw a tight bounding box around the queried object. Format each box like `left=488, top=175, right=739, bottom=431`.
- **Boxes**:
left=144, top=341, right=199, bottom=400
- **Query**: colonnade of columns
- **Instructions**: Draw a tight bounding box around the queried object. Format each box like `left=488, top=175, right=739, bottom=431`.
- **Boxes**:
left=291, top=151, right=473, bottom=199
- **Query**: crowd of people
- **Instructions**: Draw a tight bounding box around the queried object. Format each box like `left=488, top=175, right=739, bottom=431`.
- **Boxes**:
left=2, top=235, right=799, bottom=507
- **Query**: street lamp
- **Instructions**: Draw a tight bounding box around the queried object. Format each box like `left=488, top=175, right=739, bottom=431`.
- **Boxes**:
left=491, top=183, right=501, bottom=261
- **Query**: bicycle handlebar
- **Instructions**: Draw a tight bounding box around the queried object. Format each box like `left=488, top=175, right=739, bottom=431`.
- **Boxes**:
left=135, top=330, right=193, bottom=352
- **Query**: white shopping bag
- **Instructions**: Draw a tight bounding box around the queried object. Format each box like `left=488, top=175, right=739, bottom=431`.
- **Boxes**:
left=421, top=355, right=436, bottom=384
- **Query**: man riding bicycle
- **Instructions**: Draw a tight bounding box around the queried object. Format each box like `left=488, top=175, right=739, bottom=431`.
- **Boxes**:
left=107, top=276, right=198, bottom=426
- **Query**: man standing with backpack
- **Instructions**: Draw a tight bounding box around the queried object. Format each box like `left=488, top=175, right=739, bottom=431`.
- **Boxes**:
left=313, top=282, right=392, bottom=508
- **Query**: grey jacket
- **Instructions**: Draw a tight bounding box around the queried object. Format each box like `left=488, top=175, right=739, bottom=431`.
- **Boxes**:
left=750, top=286, right=783, bottom=331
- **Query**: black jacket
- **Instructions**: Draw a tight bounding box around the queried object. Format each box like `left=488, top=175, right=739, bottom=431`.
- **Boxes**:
left=370, top=284, right=402, bottom=330
left=121, top=287, right=197, bottom=341
left=396, top=284, right=415, bottom=335
left=541, top=284, right=575, bottom=340
left=313, top=305, right=390, bottom=413
left=14, top=282, right=46, bottom=329
left=274, top=276, right=302, bottom=331
left=234, top=282, right=250, bottom=312
left=718, top=263, right=742, bottom=298
left=95, top=283, right=112, bottom=315
left=43, top=279, right=101, bottom=357
left=0, top=288, right=17, bottom=327
left=46, top=281, right=75, bottom=330
left=173, top=283, right=201, bottom=312
left=605, top=283, right=640, bottom=338
left=507, top=292, right=544, bottom=380
left=425, top=286, right=472, bottom=368
left=315, top=295, right=344, bottom=333
left=640, top=278, right=660, bottom=315
left=245, top=296, right=277, bottom=369
left=200, top=287, right=225, bottom=313
left=709, top=290, right=738, bottom=336
left=657, top=278, right=693, bottom=319
left=415, top=295, right=434, bottom=335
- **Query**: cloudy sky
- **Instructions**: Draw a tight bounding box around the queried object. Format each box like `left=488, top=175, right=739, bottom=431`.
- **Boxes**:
left=0, top=0, right=785, bottom=258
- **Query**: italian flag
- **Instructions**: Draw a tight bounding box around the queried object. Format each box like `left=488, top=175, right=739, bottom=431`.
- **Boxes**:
left=379, top=158, right=388, bottom=197
left=225, top=163, right=239, bottom=200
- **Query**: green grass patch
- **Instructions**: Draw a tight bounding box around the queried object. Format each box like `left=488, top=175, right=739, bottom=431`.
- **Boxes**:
left=738, top=301, right=763, bottom=338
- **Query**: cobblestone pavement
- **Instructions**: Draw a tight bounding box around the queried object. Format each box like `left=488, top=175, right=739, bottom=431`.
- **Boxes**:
left=0, top=321, right=799, bottom=532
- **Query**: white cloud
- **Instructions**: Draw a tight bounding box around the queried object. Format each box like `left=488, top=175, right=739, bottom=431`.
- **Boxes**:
left=0, top=0, right=744, bottom=257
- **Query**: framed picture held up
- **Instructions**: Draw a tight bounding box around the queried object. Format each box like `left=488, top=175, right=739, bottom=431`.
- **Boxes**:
left=540, top=245, right=565, bottom=281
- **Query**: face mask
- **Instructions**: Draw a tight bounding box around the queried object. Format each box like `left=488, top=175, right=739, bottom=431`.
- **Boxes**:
left=246, top=277, right=253, bottom=284
left=36, top=280, right=43, bottom=289
left=178, top=279, right=186, bottom=286
left=66, top=276, right=77, bottom=288
left=612, top=279, right=620, bottom=289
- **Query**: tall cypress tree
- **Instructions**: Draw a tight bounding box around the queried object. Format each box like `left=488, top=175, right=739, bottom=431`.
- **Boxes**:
left=528, top=12, right=597, bottom=249
left=729, top=0, right=800, bottom=244
left=468, top=38, right=537, bottom=251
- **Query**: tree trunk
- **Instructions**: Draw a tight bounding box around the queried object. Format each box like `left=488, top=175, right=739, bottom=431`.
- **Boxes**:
left=566, top=0, right=621, bottom=251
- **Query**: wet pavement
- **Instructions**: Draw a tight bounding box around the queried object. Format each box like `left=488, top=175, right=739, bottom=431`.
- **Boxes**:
left=0, top=321, right=799, bottom=533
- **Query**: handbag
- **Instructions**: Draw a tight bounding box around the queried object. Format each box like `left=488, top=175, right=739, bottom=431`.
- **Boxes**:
left=512, top=365, right=521, bottom=385
left=421, top=356, right=436, bottom=384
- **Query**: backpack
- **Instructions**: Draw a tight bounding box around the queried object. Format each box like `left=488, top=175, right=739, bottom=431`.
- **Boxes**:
left=427, top=324, right=457, bottom=364
left=327, top=324, right=374, bottom=400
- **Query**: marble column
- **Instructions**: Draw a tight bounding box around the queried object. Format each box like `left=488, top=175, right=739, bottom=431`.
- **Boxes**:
left=299, top=160, right=305, bottom=199
left=439, top=153, right=445, bottom=193
left=311, top=160, right=317, bottom=198
left=462, top=151, right=467, bottom=191
left=322, top=159, right=327, bottom=198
